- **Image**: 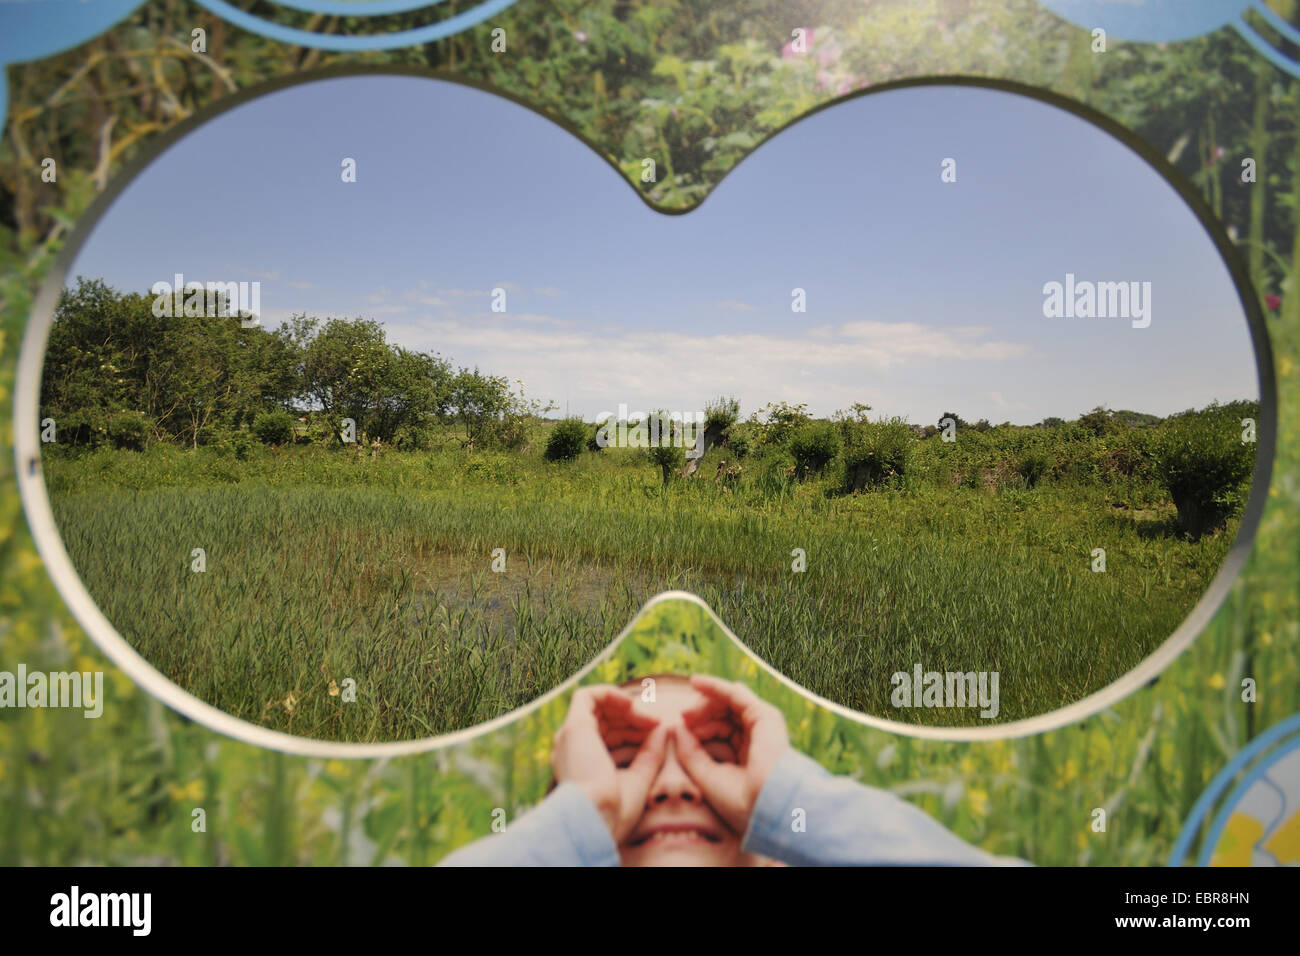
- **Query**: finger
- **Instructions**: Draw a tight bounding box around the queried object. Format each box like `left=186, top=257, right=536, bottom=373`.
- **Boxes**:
left=681, top=696, right=734, bottom=730
left=589, top=687, right=660, bottom=732
left=689, top=676, right=777, bottom=737
left=682, top=718, right=735, bottom=742
left=671, top=723, right=728, bottom=794
left=622, top=722, right=669, bottom=794
left=563, top=685, right=613, bottom=735
left=684, top=677, right=753, bottom=723
left=690, top=675, right=765, bottom=716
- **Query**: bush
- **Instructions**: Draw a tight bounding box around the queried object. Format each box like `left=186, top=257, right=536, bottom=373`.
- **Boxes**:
left=789, top=421, right=841, bottom=480
left=303, top=416, right=344, bottom=446
left=198, top=426, right=255, bottom=460
left=1154, top=403, right=1256, bottom=536
left=704, top=396, right=740, bottom=431
left=252, top=410, right=296, bottom=446
left=840, top=417, right=914, bottom=492
left=544, top=417, right=588, bottom=462
left=752, top=401, right=810, bottom=446
left=1101, top=430, right=1155, bottom=483
left=392, top=423, right=436, bottom=451
left=1077, top=406, right=1118, bottom=437
left=104, top=410, right=153, bottom=451
left=723, top=421, right=759, bottom=459
left=47, top=409, right=107, bottom=448
left=642, top=413, right=686, bottom=486
left=649, top=442, right=685, bottom=484
left=1016, top=449, right=1052, bottom=488
left=483, top=413, right=531, bottom=452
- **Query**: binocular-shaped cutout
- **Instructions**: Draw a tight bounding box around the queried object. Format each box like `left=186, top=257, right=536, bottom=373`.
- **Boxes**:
left=19, top=74, right=1271, bottom=748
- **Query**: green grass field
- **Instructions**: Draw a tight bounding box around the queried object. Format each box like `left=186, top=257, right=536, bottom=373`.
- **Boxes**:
left=43, top=426, right=1243, bottom=741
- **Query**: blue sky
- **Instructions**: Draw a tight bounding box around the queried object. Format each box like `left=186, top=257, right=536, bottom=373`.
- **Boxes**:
left=69, top=75, right=1260, bottom=424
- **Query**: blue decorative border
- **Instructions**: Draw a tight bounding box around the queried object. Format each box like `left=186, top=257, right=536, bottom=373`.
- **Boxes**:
left=7, top=0, right=1300, bottom=135
left=193, top=0, right=518, bottom=52
left=1042, top=0, right=1300, bottom=75
left=0, top=0, right=520, bottom=129
left=1168, top=711, right=1300, bottom=865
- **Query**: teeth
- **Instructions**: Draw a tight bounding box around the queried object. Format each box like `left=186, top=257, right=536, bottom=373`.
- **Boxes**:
left=646, top=830, right=707, bottom=843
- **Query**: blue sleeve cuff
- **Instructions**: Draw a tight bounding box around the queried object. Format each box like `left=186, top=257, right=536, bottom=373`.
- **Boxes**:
left=742, top=749, right=830, bottom=863
left=742, top=749, right=1026, bottom=866
left=438, top=782, right=621, bottom=867
left=551, top=782, right=622, bottom=867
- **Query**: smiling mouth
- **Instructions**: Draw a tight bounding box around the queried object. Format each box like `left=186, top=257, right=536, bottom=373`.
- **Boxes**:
left=628, top=829, right=722, bottom=847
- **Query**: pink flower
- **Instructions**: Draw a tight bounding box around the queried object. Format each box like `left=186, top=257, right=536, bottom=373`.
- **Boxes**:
left=1266, top=294, right=1281, bottom=310
left=815, top=43, right=840, bottom=68
left=573, top=30, right=588, bottom=44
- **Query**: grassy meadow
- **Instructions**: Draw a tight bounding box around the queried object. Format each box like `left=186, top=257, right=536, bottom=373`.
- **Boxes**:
left=43, top=404, right=1252, bottom=742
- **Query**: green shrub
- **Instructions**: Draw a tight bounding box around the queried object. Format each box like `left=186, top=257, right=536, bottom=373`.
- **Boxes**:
left=1016, top=449, right=1052, bottom=488
left=704, top=396, right=740, bottom=431
left=724, top=421, right=759, bottom=459
left=232, top=433, right=256, bottom=461
left=392, top=423, right=436, bottom=451
left=1101, top=430, right=1156, bottom=483
left=649, top=442, right=685, bottom=484
left=483, top=413, right=531, bottom=452
left=544, top=417, right=589, bottom=462
left=252, top=410, right=296, bottom=446
left=302, top=416, right=343, bottom=446
left=1154, top=403, right=1256, bottom=536
left=634, top=411, right=684, bottom=483
left=840, top=417, right=914, bottom=492
left=752, top=401, right=810, bottom=446
left=50, top=410, right=97, bottom=448
left=104, top=410, right=152, bottom=451
left=197, top=426, right=255, bottom=460
left=789, top=421, right=841, bottom=480
left=1077, top=406, right=1119, bottom=437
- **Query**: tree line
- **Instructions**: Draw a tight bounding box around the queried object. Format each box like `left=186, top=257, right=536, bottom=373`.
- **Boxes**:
left=41, top=278, right=540, bottom=451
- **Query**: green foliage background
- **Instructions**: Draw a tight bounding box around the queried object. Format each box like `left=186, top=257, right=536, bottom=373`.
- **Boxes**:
left=1, top=0, right=1298, bottom=864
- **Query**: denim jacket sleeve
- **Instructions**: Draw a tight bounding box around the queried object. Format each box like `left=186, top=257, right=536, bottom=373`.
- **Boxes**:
left=741, top=750, right=1027, bottom=866
left=436, top=781, right=620, bottom=867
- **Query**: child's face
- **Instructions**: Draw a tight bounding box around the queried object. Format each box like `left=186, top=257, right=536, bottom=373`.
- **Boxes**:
left=612, top=677, right=760, bottom=867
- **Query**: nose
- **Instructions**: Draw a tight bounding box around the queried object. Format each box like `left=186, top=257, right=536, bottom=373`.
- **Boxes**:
left=647, top=739, right=702, bottom=806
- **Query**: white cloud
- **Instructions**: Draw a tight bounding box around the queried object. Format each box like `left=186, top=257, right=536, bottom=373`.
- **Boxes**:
left=989, top=390, right=1029, bottom=413
left=837, top=321, right=1028, bottom=361
left=380, top=314, right=1031, bottom=417
left=436, top=287, right=491, bottom=298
